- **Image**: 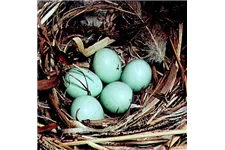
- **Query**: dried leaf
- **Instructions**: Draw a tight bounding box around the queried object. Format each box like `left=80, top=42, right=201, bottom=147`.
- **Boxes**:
left=85, top=37, right=115, bottom=56
left=73, top=37, right=85, bottom=54
left=38, top=76, right=60, bottom=91
left=56, top=52, right=70, bottom=65
left=73, top=37, right=115, bottom=57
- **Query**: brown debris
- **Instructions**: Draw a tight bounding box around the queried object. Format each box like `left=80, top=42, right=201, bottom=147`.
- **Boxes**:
left=38, top=122, right=58, bottom=133
left=38, top=76, right=60, bottom=91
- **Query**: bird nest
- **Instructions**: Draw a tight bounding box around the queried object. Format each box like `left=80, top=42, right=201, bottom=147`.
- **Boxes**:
left=37, top=1, right=187, bottom=150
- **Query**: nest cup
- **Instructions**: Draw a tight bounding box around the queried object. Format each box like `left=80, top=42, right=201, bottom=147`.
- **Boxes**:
left=37, top=1, right=187, bottom=150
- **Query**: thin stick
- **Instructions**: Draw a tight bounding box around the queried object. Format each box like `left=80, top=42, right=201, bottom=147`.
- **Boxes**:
left=62, top=129, right=187, bottom=146
left=122, top=139, right=168, bottom=145
left=104, top=0, right=118, bottom=6
left=87, top=141, right=109, bottom=150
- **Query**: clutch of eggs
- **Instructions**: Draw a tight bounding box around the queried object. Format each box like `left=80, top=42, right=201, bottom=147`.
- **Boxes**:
left=65, top=47, right=153, bottom=118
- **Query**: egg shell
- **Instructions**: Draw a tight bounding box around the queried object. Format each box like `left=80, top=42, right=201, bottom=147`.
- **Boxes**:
left=100, top=81, right=133, bottom=114
left=64, top=67, right=103, bottom=98
left=121, top=59, right=152, bottom=92
left=92, top=48, right=122, bottom=83
left=70, top=95, right=104, bottom=121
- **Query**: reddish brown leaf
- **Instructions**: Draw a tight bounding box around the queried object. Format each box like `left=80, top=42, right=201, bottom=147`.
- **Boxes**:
left=38, top=122, right=58, bottom=133
left=38, top=76, right=60, bottom=91
left=57, top=52, right=70, bottom=65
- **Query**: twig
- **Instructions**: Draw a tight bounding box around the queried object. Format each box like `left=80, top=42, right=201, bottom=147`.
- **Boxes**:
left=104, top=0, right=118, bottom=6
left=87, top=141, right=109, bottom=150
left=62, top=129, right=187, bottom=146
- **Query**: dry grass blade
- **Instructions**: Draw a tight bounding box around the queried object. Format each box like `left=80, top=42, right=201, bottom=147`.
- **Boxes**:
left=73, top=37, right=115, bottom=57
left=62, top=129, right=186, bottom=146
left=105, top=146, right=153, bottom=150
left=38, top=2, right=61, bottom=28
left=72, top=37, right=84, bottom=54
left=167, top=123, right=187, bottom=148
left=169, top=24, right=187, bottom=95
left=122, top=139, right=168, bottom=145
left=149, top=106, right=186, bottom=126
left=62, top=127, right=99, bottom=134
left=139, top=64, right=177, bottom=122
left=49, top=88, right=75, bottom=128
left=169, top=144, right=187, bottom=150
left=85, top=37, right=115, bottom=57
left=38, top=134, right=73, bottom=150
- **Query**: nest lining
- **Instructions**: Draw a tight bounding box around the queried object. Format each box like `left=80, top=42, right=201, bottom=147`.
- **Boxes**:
left=37, top=1, right=187, bottom=150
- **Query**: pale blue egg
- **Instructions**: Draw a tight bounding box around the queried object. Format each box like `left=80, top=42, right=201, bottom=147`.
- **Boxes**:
left=121, top=59, right=152, bottom=92
left=64, top=67, right=103, bottom=98
left=92, top=48, right=122, bottom=83
left=100, top=81, right=133, bottom=114
left=71, top=95, right=104, bottom=121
